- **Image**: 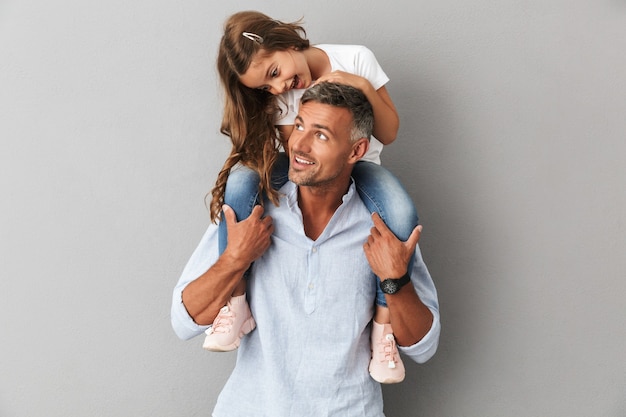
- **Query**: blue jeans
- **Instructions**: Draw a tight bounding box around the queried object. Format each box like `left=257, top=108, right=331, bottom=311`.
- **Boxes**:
left=352, top=161, right=419, bottom=306
left=220, top=154, right=418, bottom=308
left=218, top=154, right=290, bottom=253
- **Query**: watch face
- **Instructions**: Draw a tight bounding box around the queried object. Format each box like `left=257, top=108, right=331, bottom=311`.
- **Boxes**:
left=381, top=279, right=399, bottom=294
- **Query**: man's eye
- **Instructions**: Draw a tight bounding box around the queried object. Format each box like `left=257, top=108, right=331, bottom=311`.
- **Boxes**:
left=317, top=133, right=328, bottom=141
left=295, top=124, right=304, bottom=131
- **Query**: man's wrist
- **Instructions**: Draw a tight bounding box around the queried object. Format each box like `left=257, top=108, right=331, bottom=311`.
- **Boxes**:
left=380, top=271, right=411, bottom=295
left=218, top=250, right=252, bottom=276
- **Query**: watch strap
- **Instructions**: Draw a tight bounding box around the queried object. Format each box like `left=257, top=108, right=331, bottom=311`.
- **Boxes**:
left=380, top=272, right=411, bottom=294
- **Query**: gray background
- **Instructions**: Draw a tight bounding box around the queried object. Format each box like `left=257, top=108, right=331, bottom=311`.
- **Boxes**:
left=1, top=0, right=625, bottom=416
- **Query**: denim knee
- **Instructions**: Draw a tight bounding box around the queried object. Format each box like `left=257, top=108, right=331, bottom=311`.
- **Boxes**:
left=224, top=164, right=262, bottom=222
left=220, top=157, right=290, bottom=255
left=219, top=164, right=261, bottom=255
left=353, top=161, right=419, bottom=241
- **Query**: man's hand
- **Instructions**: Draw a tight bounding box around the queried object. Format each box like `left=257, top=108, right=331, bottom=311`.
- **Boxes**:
left=364, top=213, right=433, bottom=346
left=222, top=204, right=274, bottom=267
left=182, top=204, right=273, bottom=324
left=363, top=213, right=422, bottom=279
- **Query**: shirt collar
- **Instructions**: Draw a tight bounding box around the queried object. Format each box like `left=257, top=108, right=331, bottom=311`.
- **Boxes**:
left=282, top=179, right=358, bottom=213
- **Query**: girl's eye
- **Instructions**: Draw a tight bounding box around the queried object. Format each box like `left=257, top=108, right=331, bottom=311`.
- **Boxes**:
left=271, top=68, right=278, bottom=77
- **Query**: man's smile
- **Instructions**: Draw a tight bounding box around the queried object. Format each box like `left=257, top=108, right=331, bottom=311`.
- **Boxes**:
left=293, top=154, right=315, bottom=166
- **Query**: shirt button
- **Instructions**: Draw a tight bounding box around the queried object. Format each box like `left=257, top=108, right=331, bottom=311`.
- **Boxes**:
left=312, top=247, right=317, bottom=253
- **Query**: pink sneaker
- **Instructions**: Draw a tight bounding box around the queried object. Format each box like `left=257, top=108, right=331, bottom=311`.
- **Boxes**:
left=202, top=294, right=256, bottom=352
left=368, top=321, right=405, bottom=384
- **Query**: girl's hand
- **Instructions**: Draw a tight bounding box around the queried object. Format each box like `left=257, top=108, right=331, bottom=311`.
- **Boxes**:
left=311, top=71, right=371, bottom=93
left=312, top=71, right=399, bottom=144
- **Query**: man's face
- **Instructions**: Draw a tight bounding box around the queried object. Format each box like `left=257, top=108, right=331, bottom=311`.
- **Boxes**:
left=288, top=101, right=358, bottom=188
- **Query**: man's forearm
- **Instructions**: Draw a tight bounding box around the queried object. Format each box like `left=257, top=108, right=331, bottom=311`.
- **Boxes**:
left=385, top=285, right=434, bottom=347
left=182, top=205, right=274, bottom=325
left=181, top=252, right=250, bottom=325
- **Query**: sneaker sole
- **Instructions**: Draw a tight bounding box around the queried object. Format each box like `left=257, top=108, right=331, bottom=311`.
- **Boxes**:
left=369, top=372, right=405, bottom=384
left=202, top=316, right=256, bottom=352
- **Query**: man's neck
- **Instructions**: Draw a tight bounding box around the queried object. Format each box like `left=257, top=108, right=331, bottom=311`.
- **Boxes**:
left=297, top=181, right=350, bottom=241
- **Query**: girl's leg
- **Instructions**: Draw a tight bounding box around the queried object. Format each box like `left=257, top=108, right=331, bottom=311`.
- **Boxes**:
left=206, top=164, right=259, bottom=351
left=218, top=164, right=262, bottom=256
left=205, top=154, right=289, bottom=352
left=218, top=153, right=290, bottom=254
left=353, top=161, right=419, bottom=307
left=353, top=161, right=418, bottom=242
left=354, top=161, right=416, bottom=383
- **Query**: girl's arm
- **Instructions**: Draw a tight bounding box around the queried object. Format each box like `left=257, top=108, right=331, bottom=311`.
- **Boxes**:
left=313, top=71, right=399, bottom=144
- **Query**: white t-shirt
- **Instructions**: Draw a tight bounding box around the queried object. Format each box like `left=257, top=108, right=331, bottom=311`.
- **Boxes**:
left=276, top=44, right=390, bottom=164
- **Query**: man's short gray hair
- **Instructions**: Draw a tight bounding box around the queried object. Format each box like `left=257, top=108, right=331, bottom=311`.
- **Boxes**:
left=300, top=82, right=374, bottom=142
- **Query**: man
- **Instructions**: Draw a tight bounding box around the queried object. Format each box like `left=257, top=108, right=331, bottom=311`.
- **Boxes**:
left=171, top=82, right=440, bottom=416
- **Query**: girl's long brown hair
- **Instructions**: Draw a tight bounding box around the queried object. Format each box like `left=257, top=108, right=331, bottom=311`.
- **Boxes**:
left=209, top=11, right=310, bottom=222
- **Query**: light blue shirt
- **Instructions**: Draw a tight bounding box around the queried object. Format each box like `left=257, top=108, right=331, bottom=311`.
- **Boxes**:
left=171, top=181, right=441, bottom=417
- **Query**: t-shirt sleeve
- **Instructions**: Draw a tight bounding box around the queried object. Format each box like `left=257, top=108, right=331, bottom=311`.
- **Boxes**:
left=352, top=45, right=390, bottom=91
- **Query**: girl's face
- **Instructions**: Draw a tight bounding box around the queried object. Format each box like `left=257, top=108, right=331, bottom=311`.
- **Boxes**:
left=239, top=48, right=311, bottom=95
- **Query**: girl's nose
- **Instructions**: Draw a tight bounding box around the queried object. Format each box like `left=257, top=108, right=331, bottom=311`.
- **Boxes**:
left=270, top=79, right=286, bottom=95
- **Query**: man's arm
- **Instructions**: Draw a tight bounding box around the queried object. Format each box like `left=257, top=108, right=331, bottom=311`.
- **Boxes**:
left=363, top=213, right=435, bottom=347
left=181, top=205, right=273, bottom=325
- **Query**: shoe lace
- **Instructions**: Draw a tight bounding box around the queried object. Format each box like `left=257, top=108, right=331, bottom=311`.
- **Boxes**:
left=211, top=306, right=235, bottom=334
left=380, top=334, right=398, bottom=369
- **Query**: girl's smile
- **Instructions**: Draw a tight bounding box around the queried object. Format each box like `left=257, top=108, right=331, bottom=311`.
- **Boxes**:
left=239, top=48, right=312, bottom=95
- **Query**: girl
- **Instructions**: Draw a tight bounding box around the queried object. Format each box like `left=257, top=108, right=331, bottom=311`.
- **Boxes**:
left=204, top=11, right=418, bottom=384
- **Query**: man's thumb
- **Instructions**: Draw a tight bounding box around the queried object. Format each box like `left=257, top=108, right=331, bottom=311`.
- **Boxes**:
left=222, top=204, right=237, bottom=225
left=406, top=224, right=423, bottom=251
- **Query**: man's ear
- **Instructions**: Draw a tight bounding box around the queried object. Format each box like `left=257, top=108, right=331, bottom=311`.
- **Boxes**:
left=348, top=138, right=369, bottom=163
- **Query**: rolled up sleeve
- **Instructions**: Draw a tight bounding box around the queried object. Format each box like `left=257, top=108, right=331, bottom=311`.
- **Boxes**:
left=170, top=224, right=219, bottom=340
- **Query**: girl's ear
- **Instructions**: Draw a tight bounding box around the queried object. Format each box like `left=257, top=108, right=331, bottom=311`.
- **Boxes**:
left=348, top=138, right=369, bottom=163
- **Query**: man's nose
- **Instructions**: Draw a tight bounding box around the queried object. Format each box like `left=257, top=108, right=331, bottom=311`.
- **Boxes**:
left=290, top=131, right=312, bottom=153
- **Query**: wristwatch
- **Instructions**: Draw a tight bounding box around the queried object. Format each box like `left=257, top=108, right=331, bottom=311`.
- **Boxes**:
left=380, top=272, right=411, bottom=295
